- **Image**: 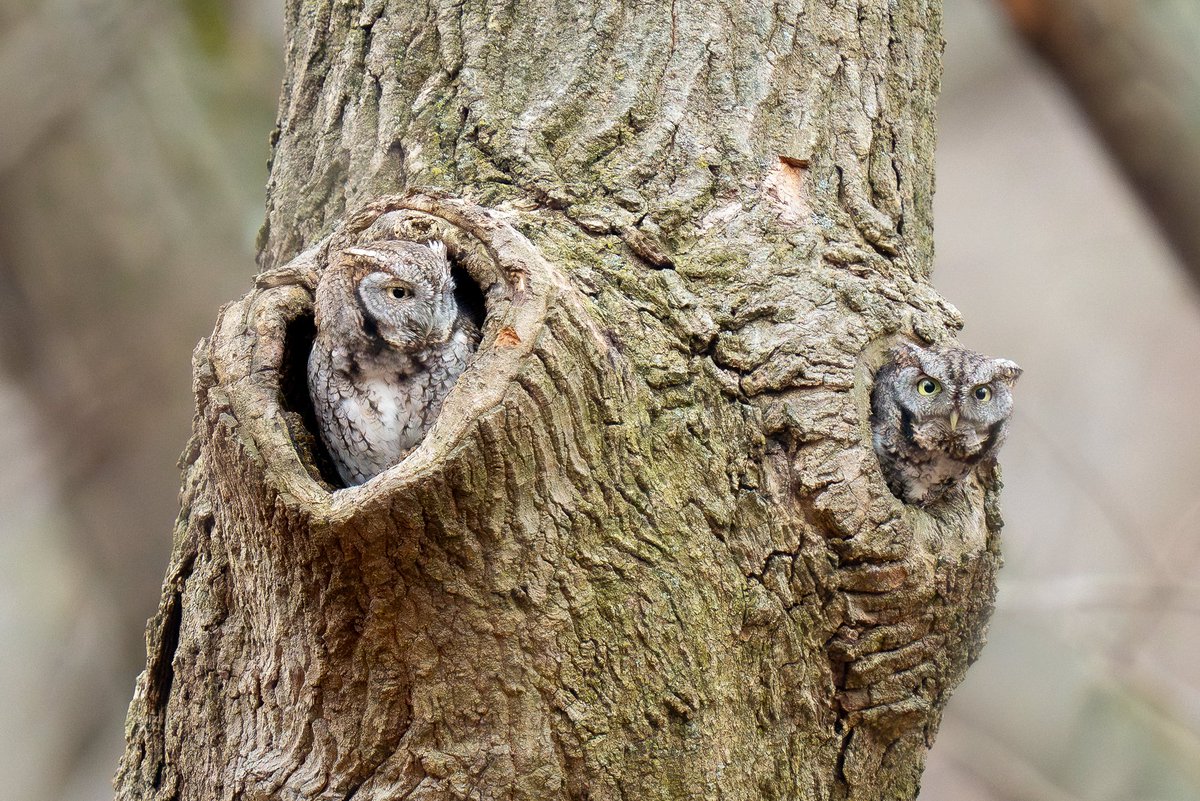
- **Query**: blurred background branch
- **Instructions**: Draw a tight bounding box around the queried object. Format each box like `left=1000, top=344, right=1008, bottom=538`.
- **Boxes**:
left=0, top=1, right=279, bottom=798
left=0, top=0, right=278, bottom=634
left=997, top=0, right=1200, bottom=285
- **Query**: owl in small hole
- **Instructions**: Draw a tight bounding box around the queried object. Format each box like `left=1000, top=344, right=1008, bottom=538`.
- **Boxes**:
left=308, top=240, right=480, bottom=486
left=870, top=343, right=1021, bottom=506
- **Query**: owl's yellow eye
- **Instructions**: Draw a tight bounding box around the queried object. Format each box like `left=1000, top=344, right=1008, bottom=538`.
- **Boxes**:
left=973, top=385, right=992, bottom=402
left=917, top=377, right=941, bottom=396
left=389, top=286, right=409, bottom=299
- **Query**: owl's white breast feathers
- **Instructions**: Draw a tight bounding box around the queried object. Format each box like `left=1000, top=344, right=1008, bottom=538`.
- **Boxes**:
left=338, top=372, right=428, bottom=452
left=310, top=326, right=477, bottom=486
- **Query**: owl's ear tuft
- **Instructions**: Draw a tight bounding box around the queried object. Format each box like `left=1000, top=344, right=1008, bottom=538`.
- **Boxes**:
left=992, top=358, right=1022, bottom=385
left=426, top=240, right=448, bottom=262
left=890, top=342, right=923, bottom=369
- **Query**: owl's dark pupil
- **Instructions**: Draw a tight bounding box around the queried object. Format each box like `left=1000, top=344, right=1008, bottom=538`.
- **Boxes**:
left=975, top=387, right=988, bottom=399
left=390, top=287, right=407, bottom=299
left=921, top=381, right=935, bottom=392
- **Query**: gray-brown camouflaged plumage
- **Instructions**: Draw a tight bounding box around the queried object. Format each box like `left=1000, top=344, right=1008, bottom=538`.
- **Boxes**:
left=308, top=240, right=480, bottom=486
left=871, top=343, right=1021, bottom=506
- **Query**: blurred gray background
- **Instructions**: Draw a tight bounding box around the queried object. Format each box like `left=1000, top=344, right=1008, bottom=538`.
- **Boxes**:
left=1, top=1, right=1197, bottom=799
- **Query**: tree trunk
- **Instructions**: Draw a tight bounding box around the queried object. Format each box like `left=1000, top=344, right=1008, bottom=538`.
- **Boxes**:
left=116, top=1, right=1002, bottom=799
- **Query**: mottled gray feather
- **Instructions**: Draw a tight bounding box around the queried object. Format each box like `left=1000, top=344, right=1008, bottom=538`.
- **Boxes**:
left=870, top=343, right=1020, bottom=506
left=308, top=240, right=480, bottom=486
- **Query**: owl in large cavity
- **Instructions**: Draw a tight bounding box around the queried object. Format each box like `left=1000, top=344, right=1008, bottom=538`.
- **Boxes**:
left=870, top=343, right=1022, bottom=506
left=308, top=240, right=480, bottom=486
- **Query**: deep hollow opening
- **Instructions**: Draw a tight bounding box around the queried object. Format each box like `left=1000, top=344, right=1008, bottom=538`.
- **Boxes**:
left=451, top=257, right=487, bottom=331
left=277, top=252, right=491, bottom=490
left=281, top=313, right=344, bottom=488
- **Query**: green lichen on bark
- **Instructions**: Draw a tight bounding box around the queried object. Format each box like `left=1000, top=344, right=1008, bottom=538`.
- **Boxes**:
left=117, top=2, right=1003, bottom=800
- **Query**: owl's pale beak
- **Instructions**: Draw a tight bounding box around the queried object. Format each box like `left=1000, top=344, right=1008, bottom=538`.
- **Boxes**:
left=949, top=410, right=960, bottom=431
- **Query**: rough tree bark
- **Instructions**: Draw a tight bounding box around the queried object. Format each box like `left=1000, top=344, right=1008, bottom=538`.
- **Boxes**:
left=117, top=1, right=1002, bottom=799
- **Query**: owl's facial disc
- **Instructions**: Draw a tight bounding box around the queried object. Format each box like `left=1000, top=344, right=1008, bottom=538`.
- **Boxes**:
left=900, top=367, right=980, bottom=455
left=357, top=268, right=456, bottom=353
